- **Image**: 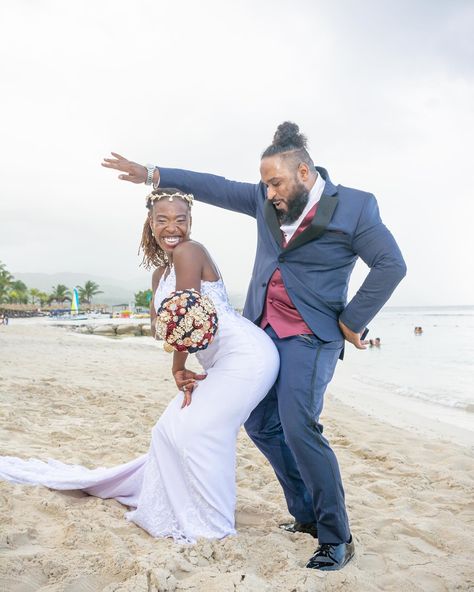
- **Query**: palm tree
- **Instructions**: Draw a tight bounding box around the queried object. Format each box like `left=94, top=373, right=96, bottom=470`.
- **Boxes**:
left=78, top=281, right=103, bottom=305
left=30, top=289, right=50, bottom=306
left=37, top=291, right=50, bottom=306
left=49, top=284, right=71, bottom=305
left=7, top=290, right=29, bottom=304
left=29, top=288, right=43, bottom=305
left=6, top=280, right=29, bottom=304
left=0, top=261, right=13, bottom=304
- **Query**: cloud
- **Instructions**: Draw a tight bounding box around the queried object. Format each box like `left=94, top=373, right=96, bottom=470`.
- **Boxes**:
left=1, top=0, right=473, bottom=304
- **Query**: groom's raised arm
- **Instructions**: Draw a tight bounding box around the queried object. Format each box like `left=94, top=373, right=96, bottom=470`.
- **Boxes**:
left=158, top=167, right=259, bottom=218
left=101, top=153, right=259, bottom=218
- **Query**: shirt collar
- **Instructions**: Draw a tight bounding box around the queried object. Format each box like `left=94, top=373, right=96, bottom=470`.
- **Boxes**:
left=280, top=173, right=326, bottom=237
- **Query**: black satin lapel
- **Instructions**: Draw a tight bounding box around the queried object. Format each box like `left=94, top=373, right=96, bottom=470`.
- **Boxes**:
left=263, top=199, right=283, bottom=247
left=284, top=194, right=339, bottom=253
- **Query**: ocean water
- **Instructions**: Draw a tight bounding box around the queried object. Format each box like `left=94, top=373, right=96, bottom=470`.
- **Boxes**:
left=330, top=306, right=474, bottom=445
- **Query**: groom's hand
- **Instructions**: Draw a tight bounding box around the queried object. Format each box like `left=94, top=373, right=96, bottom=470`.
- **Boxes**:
left=338, top=320, right=369, bottom=350
left=101, top=152, right=149, bottom=184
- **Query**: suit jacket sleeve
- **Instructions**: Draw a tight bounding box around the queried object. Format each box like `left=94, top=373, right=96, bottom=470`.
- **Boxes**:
left=159, top=167, right=259, bottom=218
left=338, top=194, right=407, bottom=333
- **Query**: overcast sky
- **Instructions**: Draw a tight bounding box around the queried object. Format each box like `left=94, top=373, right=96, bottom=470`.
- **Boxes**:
left=1, top=0, right=473, bottom=305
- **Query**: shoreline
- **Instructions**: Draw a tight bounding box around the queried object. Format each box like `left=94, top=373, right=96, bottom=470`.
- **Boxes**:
left=7, top=318, right=473, bottom=450
left=329, top=372, right=474, bottom=449
left=1, top=324, right=473, bottom=591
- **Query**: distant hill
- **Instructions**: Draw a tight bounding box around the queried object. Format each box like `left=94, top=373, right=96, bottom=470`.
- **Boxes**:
left=12, top=271, right=247, bottom=308
left=12, top=272, right=150, bottom=306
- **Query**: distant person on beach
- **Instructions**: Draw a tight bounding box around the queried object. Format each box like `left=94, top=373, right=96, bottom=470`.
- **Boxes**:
left=99, top=121, right=406, bottom=570
left=0, top=189, right=279, bottom=546
left=3, top=314, right=8, bottom=326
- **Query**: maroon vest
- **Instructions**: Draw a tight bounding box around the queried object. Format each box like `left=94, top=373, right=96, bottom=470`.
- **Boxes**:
left=260, top=203, right=318, bottom=338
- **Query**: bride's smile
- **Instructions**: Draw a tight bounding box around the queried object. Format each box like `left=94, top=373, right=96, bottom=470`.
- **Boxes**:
left=150, top=198, right=191, bottom=255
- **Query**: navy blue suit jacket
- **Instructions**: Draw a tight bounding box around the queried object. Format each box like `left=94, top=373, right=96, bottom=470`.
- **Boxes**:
left=159, top=166, right=407, bottom=342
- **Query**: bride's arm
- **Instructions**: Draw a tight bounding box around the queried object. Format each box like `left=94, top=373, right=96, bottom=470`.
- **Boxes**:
left=171, top=242, right=209, bottom=407
left=150, top=267, right=165, bottom=338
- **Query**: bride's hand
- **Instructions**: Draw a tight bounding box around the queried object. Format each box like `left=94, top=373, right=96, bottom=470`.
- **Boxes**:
left=173, top=368, right=207, bottom=408
left=101, top=152, right=148, bottom=184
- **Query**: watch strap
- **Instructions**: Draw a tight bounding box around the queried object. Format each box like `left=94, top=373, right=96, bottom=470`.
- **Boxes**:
left=145, top=163, right=155, bottom=185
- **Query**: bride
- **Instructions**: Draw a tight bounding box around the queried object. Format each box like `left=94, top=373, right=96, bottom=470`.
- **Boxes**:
left=0, top=189, right=280, bottom=543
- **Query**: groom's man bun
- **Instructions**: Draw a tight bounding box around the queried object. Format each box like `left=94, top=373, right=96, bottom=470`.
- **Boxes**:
left=272, top=121, right=308, bottom=151
left=262, top=121, right=315, bottom=171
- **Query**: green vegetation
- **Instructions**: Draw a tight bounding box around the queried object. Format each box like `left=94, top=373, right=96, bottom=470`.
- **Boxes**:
left=49, top=284, right=71, bottom=304
left=29, top=288, right=49, bottom=306
left=7, top=280, right=29, bottom=304
left=1, top=264, right=30, bottom=304
left=78, top=281, right=103, bottom=305
left=0, top=261, right=106, bottom=309
left=0, top=262, right=14, bottom=303
left=135, top=289, right=152, bottom=308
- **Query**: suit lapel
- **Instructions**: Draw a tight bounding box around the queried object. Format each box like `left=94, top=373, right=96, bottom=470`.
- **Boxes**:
left=284, top=192, right=339, bottom=254
left=264, top=198, right=283, bottom=247
left=262, top=167, right=339, bottom=251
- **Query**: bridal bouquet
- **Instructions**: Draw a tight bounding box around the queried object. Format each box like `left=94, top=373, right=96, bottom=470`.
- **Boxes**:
left=155, top=289, right=218, bottom=353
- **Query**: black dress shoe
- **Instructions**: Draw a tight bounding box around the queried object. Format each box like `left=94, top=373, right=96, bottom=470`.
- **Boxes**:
left=305, top=536, right=355, bottom=570
left=279, top=521, right=318, bottom=539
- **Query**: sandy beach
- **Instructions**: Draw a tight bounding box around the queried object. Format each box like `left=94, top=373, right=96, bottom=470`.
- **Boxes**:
left=0, top=322, right=473, bottom=592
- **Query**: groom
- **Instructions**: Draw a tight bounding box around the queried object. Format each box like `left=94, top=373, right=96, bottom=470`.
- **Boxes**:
left=102, top=122, right=406, bottom=570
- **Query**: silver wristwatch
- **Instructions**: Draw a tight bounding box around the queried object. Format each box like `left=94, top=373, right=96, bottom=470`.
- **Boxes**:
left=145, top=164, right=155, bottom=186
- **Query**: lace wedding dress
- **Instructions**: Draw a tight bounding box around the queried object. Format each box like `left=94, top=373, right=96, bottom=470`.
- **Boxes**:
left=0, top=269, right=279, bottom=543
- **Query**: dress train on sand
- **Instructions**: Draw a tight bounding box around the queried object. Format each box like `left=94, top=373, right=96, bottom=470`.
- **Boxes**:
left=0, top=269, right=279, bottom=543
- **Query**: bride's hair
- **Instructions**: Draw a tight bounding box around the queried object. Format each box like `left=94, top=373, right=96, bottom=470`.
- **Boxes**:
left=138, top=188, right=191, bottom=270
left=261, top=121, right=316, bottom=171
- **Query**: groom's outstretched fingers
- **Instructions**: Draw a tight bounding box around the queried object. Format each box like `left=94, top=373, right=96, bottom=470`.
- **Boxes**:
left=101, top=152, right=148, bottom=184
left=101, top=153, right=125, bottom=168
left=101, top=153, right=130, bottom=169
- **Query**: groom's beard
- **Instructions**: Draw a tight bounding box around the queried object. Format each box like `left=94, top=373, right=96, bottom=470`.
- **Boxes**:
left=277, top=183, right=310, bottom=225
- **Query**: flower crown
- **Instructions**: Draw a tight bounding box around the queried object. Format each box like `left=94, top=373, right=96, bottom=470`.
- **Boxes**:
left=146, top=191, right=194, bottom=209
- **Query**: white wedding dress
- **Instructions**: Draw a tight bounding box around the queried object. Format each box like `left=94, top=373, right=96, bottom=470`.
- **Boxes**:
left=0, top=269, right=279, bottom=543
